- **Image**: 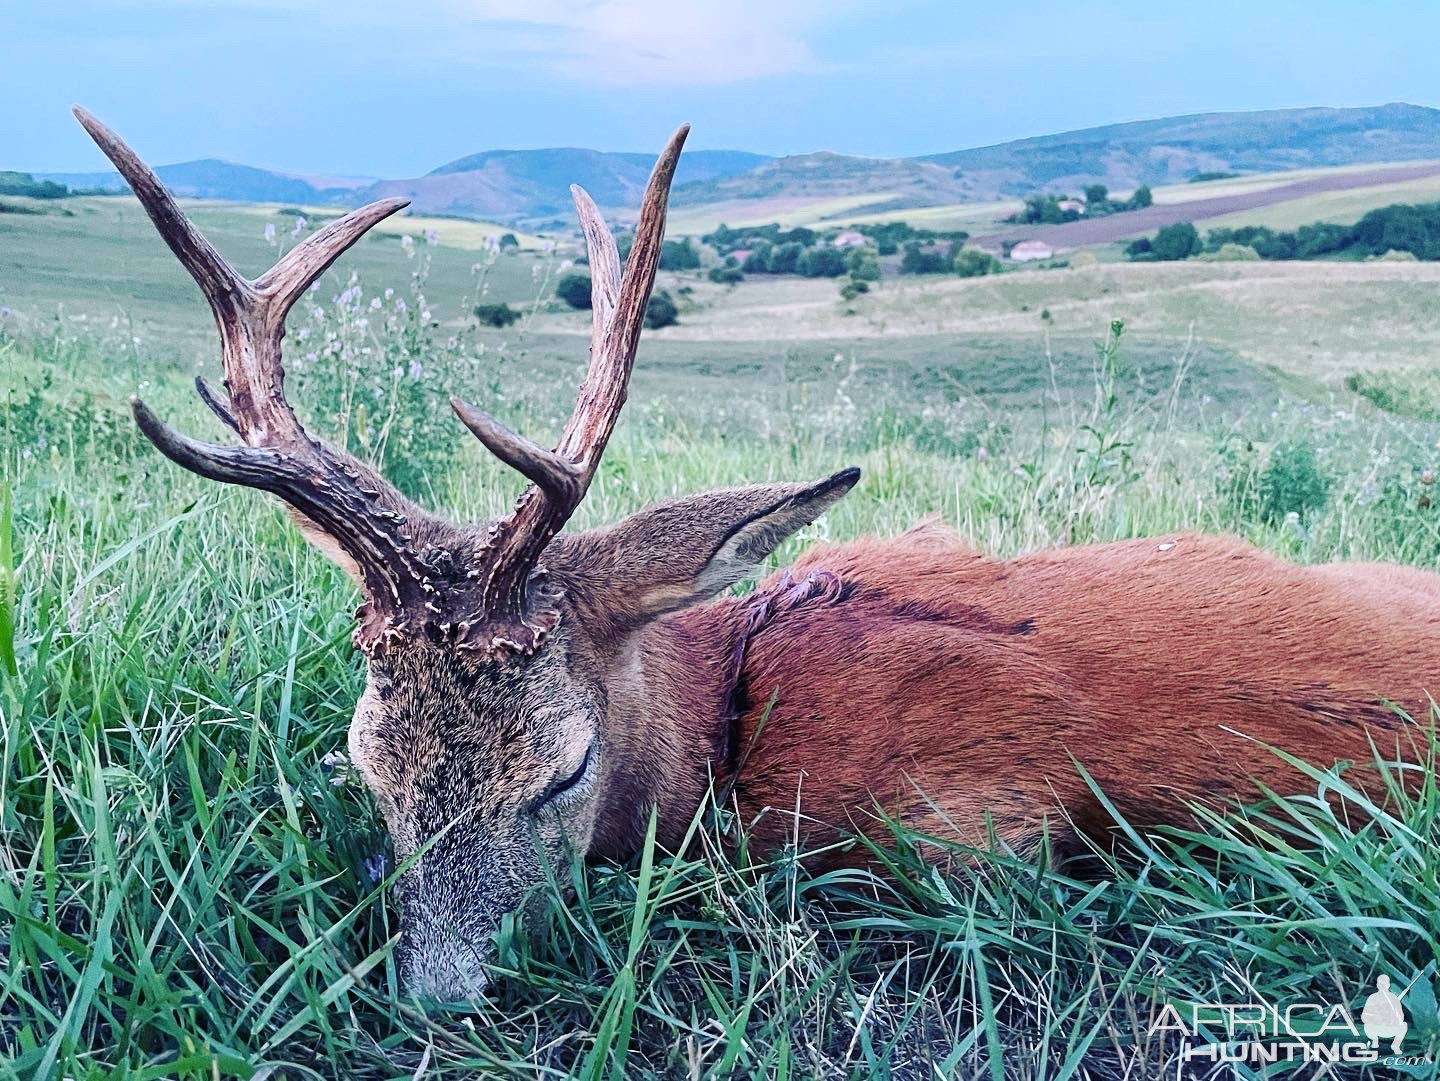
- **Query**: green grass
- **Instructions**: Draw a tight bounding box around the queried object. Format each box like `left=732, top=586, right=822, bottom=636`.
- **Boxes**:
left=4, top=249, right=1440, bottom=1077
left=654, top=259, right=1440, bottom=386
left=0, top=198, right=568, bottom=359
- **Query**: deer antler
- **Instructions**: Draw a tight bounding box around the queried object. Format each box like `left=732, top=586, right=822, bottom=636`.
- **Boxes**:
left=449, top=124, right=689, bottom=656
left=85, top=106, right=689, bottom=662
left=74, top=107, right=448, bottom=653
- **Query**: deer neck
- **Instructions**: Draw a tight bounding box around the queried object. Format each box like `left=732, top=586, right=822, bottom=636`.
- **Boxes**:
left=589, top=599, right=744, bottom=858
left=588, top=568, right=850, bottom=860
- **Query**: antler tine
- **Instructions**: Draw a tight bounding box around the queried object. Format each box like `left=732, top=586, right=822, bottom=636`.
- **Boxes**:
left=73, top=107, right=249, bottom=319
left=449, top=396, right=582, bottom=506
left=571, top=184, right=622, bottom=337
left=195, top=376, right=240, bottom=434
left=257, top=197, right=411, bottom=315
left=452, top=124, right=689, bottom=658
left=558, top=123, right=688, bottom=475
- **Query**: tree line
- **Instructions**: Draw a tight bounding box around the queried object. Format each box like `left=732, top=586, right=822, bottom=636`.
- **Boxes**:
left=1007, top=184, right=1153, bottom=225
left=1125, top=202, right=1440, bottom=263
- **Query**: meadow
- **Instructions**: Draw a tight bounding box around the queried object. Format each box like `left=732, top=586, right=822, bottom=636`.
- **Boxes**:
left=2, top=196, right=1440, bottom=1079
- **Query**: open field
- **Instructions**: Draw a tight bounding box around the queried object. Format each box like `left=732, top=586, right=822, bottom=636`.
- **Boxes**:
left=1202, top=170, right=1440, bottom=232
left=0, top=197, right=575, bottom=360
left=661, top=158, right=1440, bottom=243
left=4, top=195, right=1440, bottom=1077
left=632, top=261, right=1440, bottom=387
left=663, top=193, right=906, bottom=236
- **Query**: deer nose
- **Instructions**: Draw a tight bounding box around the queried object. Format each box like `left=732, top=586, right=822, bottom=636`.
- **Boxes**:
left=400, top=920, right=492, bottom=1003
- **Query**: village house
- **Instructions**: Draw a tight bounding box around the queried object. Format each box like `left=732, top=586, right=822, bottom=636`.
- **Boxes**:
left=1009, top=240, right=1055, bottom=262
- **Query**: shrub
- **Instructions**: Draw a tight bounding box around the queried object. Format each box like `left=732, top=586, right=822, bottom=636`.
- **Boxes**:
left=839, top=278, right=870, bottom=302
left=659, top=238, right=701, bottom=271
left=1345, top=371, right=1440, bottom=420
left=899, top=242, right=951, bottom=275
left=846, top=249, right=881, bottom=281
left=643, top=289, right=679, bottom=328
left=741, top=245, right=772, bottom=273
left=1126, top=184, right=1153, bottom=210
left=708, top=265, right=744, bottom=284
left=474, top=302, right=520, bottom=327
left=1352, top=202, right=1440, bottom=260
left=765, top=242, right=804, bottom=275
left=953, top=248, right=1002, bottom=278
left=1260, top=440, right=1330, bottom=523
left=555, top=271, right=593, bottom=310
left=797, top=246, right=847, bottom=278
left=1149, top=222, right=1200, bottom=261
left=499, top=233, right=520, bottom=251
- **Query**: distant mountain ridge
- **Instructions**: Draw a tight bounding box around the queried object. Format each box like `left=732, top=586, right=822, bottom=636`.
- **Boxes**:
left=31, top=103, right=1440, bottom=223
left=36, top=159, right=371, bottom=204
left=356, top=147, right=771, bottom=221
left=917, top=102, right=1440, bottom=195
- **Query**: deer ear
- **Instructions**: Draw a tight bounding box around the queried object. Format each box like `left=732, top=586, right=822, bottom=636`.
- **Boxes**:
left=560, top=467, right=859, bottom=626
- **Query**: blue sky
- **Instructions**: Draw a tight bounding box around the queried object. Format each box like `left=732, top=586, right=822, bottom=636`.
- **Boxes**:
left=6, top=1, right=1436, bottom=177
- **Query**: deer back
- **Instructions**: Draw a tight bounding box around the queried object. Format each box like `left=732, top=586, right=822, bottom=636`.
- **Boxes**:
left=641, top=528, right=1440, bottom=859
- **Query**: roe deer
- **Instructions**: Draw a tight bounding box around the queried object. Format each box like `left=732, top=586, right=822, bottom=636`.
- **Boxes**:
left=80, top=109, right=1440, bottom=1002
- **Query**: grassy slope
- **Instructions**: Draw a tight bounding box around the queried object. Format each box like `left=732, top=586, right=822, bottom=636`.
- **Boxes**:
left=0, top=199, right=570, bottom=360
left=664, top=159, right=1440, bottom=241
left=3, top=207, right=1440, bottom=1077
left=645, top=261, right=1440, bottom=384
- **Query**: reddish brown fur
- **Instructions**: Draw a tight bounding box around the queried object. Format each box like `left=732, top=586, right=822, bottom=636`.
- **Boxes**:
left=617, top=527, right=1440, bottom=861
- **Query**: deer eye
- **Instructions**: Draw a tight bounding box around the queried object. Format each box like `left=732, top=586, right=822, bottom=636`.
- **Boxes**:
left=536, top=743, right=595, bottom=811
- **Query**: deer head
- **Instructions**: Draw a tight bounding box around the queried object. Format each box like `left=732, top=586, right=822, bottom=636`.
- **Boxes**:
left=81, top=109, right=857, bottom=1000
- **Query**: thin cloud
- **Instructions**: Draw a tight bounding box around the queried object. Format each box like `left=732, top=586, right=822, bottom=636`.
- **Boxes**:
left=444, top=0, right=842, bottom=85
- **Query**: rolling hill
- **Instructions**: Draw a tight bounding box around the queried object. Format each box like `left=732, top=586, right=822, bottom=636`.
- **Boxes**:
left=26, top=103, right=1440, bottom=224
left=355, top=147, right=771, bottom=222
left=920, top=102, right=1440, bottom=197
left=36, top=159, right=371, bottom=204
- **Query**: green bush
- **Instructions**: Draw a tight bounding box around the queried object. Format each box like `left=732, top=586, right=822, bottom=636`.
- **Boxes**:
left=899, top=242, right=951, bottom=275
left=797, top=246, right=847, bottom=278
left=474, top=302, right=520, bottom=327
left=556, top=271, right=593, bottom=310
left=839, top=278, right=870, bottom=302
left=846, top=249, right=881, bottom=281
left=659, top=238, right=701, bottom=270
left=1259, top=439, right=1330, bottom=523
left=1226, top=438, right=1331, bottom=525
left=1129, top=222, right=1200, bottom=262
left=1150, top=222, right=1201, bottom=261
left=707, top=265, right=744, bottom=284
left=954, top=248, right=1002, bottom=277
left=643, top=289, right=679, bottom=328
left=765, top=242, right=804, bottom=275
